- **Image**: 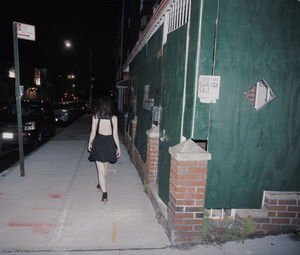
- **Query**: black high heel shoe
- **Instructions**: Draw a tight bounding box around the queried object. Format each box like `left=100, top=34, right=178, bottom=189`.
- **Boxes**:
left=97, top=184, right=102, bottom=191
left=102, top=192, right=108, bottom=204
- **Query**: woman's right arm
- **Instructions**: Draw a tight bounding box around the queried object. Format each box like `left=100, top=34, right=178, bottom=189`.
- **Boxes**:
left=88, top=116, right=97, bottom=151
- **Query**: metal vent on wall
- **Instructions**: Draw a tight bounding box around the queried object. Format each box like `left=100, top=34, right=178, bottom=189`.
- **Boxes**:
left=244, top=79, right=276, bottom=110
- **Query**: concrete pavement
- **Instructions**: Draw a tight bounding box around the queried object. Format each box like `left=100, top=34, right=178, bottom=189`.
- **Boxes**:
left=0, top=114, right=299, bottom=255
left=0, top=115, right=169, bottom=252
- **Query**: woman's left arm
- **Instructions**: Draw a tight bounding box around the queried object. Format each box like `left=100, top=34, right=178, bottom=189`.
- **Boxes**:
left=112, top=116, right=121, bottom=157
left=88, top=116, right=97, bottom=152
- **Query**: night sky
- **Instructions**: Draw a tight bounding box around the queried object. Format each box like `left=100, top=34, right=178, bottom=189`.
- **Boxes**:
left=1, top=0, right=122, bottom=99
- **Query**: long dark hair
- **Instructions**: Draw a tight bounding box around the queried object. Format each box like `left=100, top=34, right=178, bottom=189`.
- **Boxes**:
left=93, top=96, right=112, bottom=119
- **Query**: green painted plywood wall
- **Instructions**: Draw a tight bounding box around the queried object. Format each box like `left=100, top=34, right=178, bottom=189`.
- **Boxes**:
left=158, top=25, right=188, bottom=203
left=193, top=0, right=300, bottom=208
left=130, top=26, right=164, bottom=162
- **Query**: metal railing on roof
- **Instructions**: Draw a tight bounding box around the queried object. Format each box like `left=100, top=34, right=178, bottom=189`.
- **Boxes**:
left=122, top=0, right=190, bottom=71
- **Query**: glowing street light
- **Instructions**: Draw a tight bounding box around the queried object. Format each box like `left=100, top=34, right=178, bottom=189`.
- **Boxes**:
left=64, top=40, right=72, bottom=48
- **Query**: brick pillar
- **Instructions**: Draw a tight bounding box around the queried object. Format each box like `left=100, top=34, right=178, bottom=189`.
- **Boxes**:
left=146, top=125, right=159, bottom=183
left=168, top=139, right=211, bottom=244
left=131, top=117, right=137, bottom=142
left=130, top=117, right=137, bottom=157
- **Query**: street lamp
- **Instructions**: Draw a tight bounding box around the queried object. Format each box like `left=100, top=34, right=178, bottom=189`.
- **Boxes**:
left=64, top=40, right=72, bottom=48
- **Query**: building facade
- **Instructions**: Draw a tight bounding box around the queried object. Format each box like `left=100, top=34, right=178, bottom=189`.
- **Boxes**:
left=116, top=0, right=300, bottom=244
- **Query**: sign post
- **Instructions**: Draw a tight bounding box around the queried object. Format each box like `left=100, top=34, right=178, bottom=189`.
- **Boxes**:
left=12, top=22, right=36, bottom=177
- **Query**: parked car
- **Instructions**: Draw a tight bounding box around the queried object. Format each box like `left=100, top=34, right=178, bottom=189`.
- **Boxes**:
left=53, top=101, right=86, bottom=126
left=53, top=102, right=75, bottom=125
left=0, top=100, right=56, bottom=153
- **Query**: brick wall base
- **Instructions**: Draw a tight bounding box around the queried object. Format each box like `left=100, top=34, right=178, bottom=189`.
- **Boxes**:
left=236, top=191, right=300, bottom=233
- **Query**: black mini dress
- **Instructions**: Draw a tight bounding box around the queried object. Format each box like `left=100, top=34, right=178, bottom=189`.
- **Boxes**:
left=88, top=117, right=117, bottom=164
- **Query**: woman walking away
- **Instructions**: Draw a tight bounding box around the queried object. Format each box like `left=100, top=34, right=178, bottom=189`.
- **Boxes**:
left=88, top=96, right=121, bottom=204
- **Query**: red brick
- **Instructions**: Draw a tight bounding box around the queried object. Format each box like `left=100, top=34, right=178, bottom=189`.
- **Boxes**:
left=186, top=180, right=206, bottom=186
left=278, top=200, right=297, bottom=205
left=262, top=224, right=281, bottom=231
left=254, top=218, right=270, bottom=223
left=185, top=207, right=203, bottom=212
left=173, top=193, right=185, bottom=199
left=268, top=212, right=276, bottom=217
left=277, top=212, right=296, bottom=218
left=265, top=198, right=277, bottom=205
left=173, top=219, right=185, bottom=225
left=172, top=186, right=185, bottom=193
left=147, top=153, right=158, bottom=158
left=187, top=168, right=208, bottom=174
left=174, top=200, right=195, bottom=206
left=174, top=213, right=194, bottom=219
left=147, top=162, right=157, bottom=167
left=196, top=187, right=206, bottom=193
left=271, top=218, right=290, bottom=224
left=287, top=206, right=300, bottom=212
left=174, top=225, right=193, bottom=231
left=172, top=186, right=196, bottom=193
left=265, top=205, right=287, bottom=211
left=291, top=219, right=300, bottom=225
left=172, top=180, right=188, bottom=187
left=148, top=145, right=158, bottom=151
left=186, top=193, right=205, bottom=200
left=147, top=166, right=157, bottom=171
left=174, top=173, right=206, bottom=180
left=147, top=158, right=158, bottom=163
left=195, top=199, right=205, bottom=206
left=198, top=161, right=208, bottom=167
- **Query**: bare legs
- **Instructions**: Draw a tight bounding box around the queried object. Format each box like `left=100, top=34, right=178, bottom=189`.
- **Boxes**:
left=95, top=161, right=109, bottom=192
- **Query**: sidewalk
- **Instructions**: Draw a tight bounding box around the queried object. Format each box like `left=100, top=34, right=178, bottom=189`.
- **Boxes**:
left=0, top=115, right=299, bottom=255
left=0, top=114, right=169, bottom=253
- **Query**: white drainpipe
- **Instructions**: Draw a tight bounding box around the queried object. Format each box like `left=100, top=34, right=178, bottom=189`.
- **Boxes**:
left=191, top=0, right=204, bottom=137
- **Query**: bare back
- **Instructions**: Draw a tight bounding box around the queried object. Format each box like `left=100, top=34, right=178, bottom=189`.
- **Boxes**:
left=98, top=119, right=113, bottom=135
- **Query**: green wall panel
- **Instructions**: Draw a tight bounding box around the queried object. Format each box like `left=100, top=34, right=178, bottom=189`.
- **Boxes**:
left=131, top=26, right=163, bottom=162
left=192, top=0, right=218, bottom=139
left=157, top=25, right=188, bottom=204
left=200, top=0, right=300, bottom=208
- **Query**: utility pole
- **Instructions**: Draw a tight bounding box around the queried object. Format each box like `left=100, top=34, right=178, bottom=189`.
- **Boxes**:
left=12, top=22, right=36, bottom=177
left=12, top=23, right=25, bottom=176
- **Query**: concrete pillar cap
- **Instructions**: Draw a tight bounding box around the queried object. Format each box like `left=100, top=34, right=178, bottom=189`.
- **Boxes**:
left=169, top=139, right=211, bottom=161
left=131, top=116, right=137, bottom=123
left=146, top=124, right=159, bottom=138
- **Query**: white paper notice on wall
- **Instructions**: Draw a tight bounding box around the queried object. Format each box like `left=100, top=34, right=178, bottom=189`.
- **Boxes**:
left=198, top=75, right=221, bottom=103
